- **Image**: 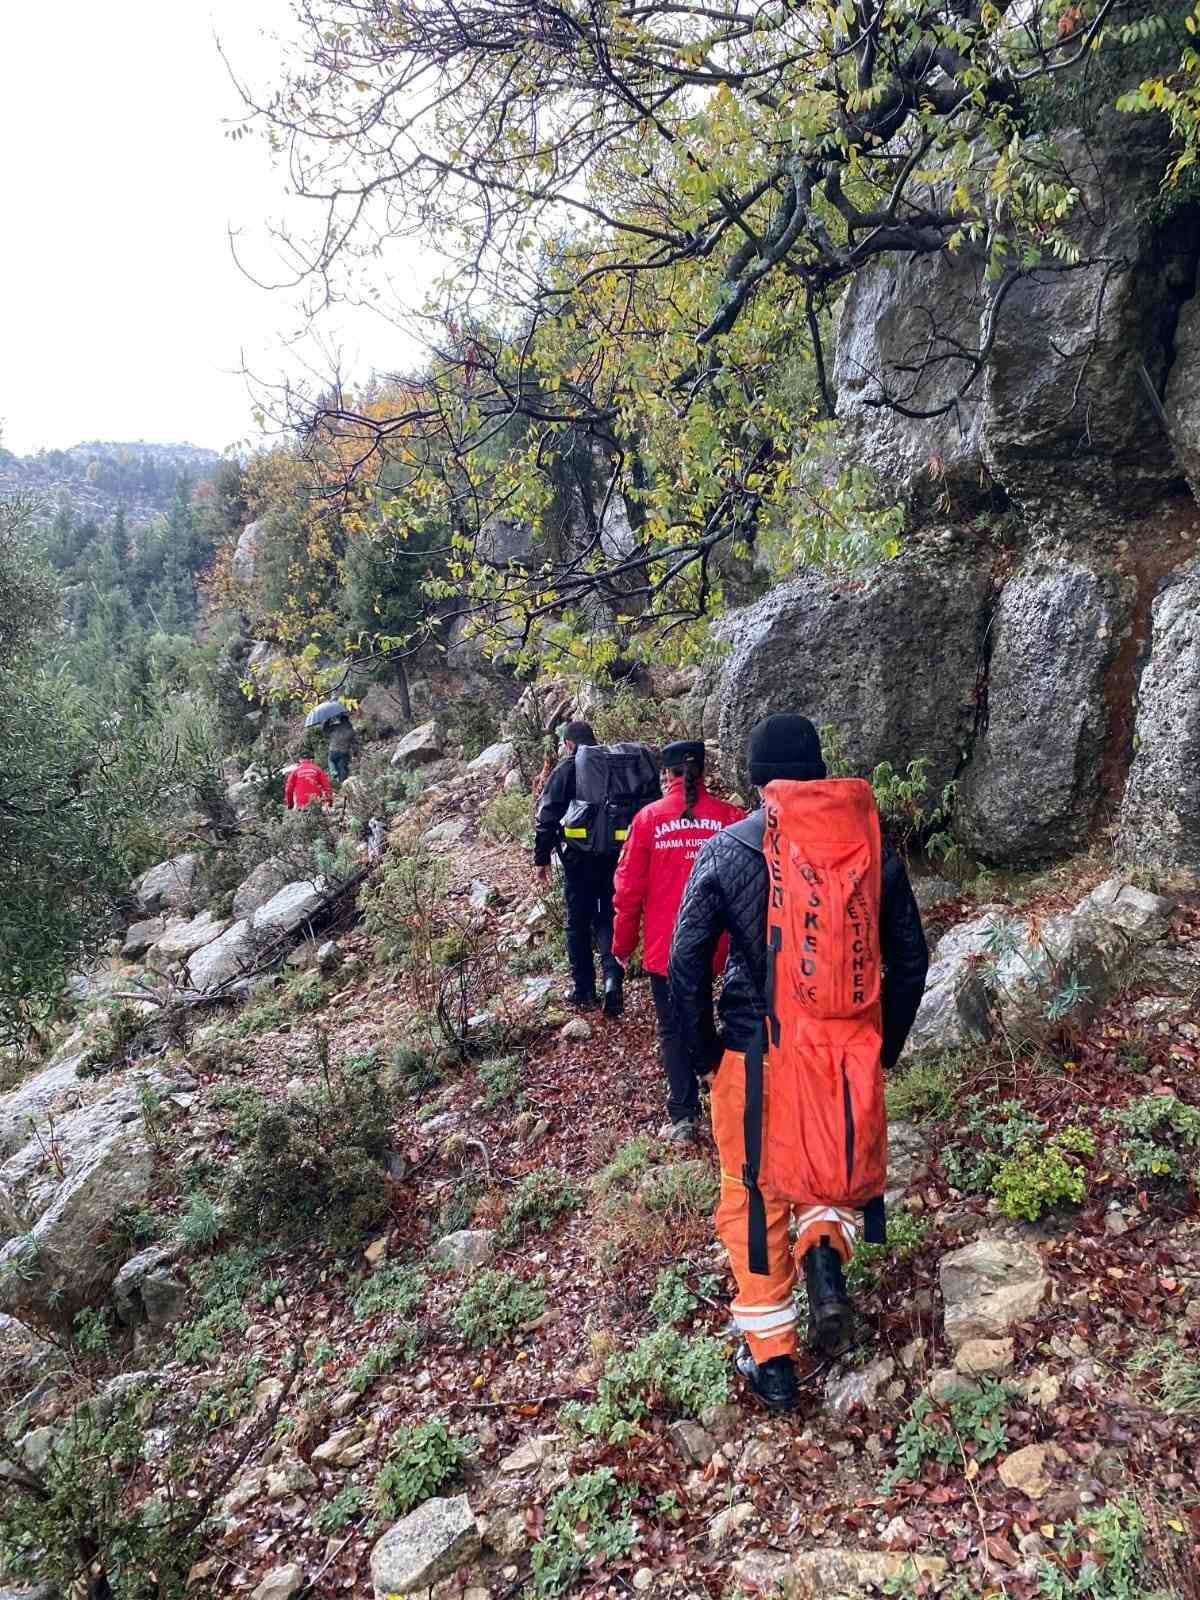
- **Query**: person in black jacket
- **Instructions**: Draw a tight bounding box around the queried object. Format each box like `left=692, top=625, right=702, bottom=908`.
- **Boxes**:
left=534, top=720, right=624, bottom=1014
left=668, top=714, right=929, bottom=1413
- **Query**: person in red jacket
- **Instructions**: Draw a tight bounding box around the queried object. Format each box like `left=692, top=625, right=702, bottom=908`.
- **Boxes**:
left=612, top=741, right=745, bottom=1144
left=284, top=757, right=334, bottom=810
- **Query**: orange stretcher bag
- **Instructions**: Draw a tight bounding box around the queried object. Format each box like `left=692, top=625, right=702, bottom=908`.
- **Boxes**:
left=741, top=778, right=887, bottom=1272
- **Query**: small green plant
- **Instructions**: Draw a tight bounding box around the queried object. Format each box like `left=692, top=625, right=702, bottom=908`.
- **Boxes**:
left=499, top=1167, right=581, bottom=1244
left=886, top=1055, right=961, bottom=1124
left=113, top=1203, right=162, bottom=1248
left=436, top=1174, right=484, bottom=1236
left=1036, top=1496, right=1167, bottom=1600
left=71, top=1306, right=111, bottom=1355
left=389, top=1041, right=443, bottom=1097
left=173, top=1246, right=265, bottom=1364
left=1128, top=1338, right=1200, bottom=1414
left=528, top=1468, right=637, bottom=1597
left=846, top=1210, right=930, bottom=1293
left=347, top=1333, right=417, bottom=1393
left=648, top=1263, right=699, bottom=1325
left=562, top=1327, right=730, bottom=1445
left=942, top=1095, right=1047, bottom=1193
left=209, top=1083, right=269, bottom=1146
left=592, top=1136, right=654, bottom=1195
left=313, top=1481, right=364, bottom=1533
left=373, top=1419, right=468, bottom=1518
left=481, top=790, right=534, bottom=845
left=478, top=1054, right=524, bottom=1110
left=453, top=1268, right=545, bottom=1348
left=431, top=929, right=472, bottom=967
left=177, top=1192, right=222, bottom=1248
left=352, top=1262, right=427, bottom=1322
left=990, top=1126, right=1096, bottom=1222
left=1106, top=1094, right=1200, bottom=1184
left=641, top=1160, right=719, bottom=1220
left=884, top=1378, right=1013, bottom=1489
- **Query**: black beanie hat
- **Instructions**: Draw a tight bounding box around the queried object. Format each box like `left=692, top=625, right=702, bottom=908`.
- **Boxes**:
left=747, top=714, right=827, bottom=786
left=563, top=720, right=596, bottom=747
left=662, top=739, right=705, bottom=770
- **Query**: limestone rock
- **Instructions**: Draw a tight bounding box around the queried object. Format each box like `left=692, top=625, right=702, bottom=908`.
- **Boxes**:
left=1118, top=562, right=1200, bottom=875
left=717, top=554, right=989, bottom=796
left=940, top=1238, right=1049, bottom=1346
left=186, top=919, right=258, bottom=992
left=765, top=1550, right=947, bottom=1599
left=958, top=562, right=1122, bottom=862
left=928, top=1368, right=979, bottom=1404
left=990, top=906, right=1130, bottom=1044
left=954, top=1337, right=1014, bottom=1376
left=468, top=880, right=496, bottom=911
left=250, top=1563, right=305, bottom=1600
left=911, top=876, right=960, bottom=913
left=112, top=1244, right=186, bottom=1329
left=133, top=853, right=198, bottom=916
left=1078, top=877, right=1175, bottom=940
left=422, top=816, right=470, bottom=850
left=669, top=1419, right=716, bottom=1467
left=231, top=520, right=260, bottom=586
left=708, top=1500, right=755, bottom=1545
left=232, top=857, right=294, bottom=920
left=499, top=1434, right=560, bottom=1473
left=825, top=1356, right=895, bottom=1418
left=391, top=720, right=444, bottom=770
left=369, top=1495, right=481, bottom=1598
left=467, top=740, right=515, bottom=773
left=265, top=1457, right=318, bottom=1501
left=150, top=910, right=229, bottom=965
left=886, top=1123, right=928, bottom=1200
left=1165, top=290, right=1200, bottom=503
left=904, top=909, right=1000, bottom=1056
left=560, top=1016, right=592, bottom=1042
left=999, top=1442, right=1065, bottom=1500
left=252, top=879, right=329, bottom=937
left=0, top=1054, right=87, bottom=1158
left=433, top=1230, right=496, bottom=1272
left=122, top=916, right=166, bottom=959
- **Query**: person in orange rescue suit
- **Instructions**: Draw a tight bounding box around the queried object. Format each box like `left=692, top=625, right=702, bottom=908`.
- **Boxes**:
left=668, top=715, right=929, bottom=1413
left=611, top=741, right=745, bottom=1146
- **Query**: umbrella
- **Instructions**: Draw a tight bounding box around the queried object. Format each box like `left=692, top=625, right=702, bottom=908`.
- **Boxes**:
left=304, top=700, right=351, bottom=729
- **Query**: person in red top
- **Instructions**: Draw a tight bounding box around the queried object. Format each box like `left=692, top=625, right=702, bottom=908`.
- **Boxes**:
left=612, top=740, right=745, bottom=1144
left=284, top=756, right=334, bottom=810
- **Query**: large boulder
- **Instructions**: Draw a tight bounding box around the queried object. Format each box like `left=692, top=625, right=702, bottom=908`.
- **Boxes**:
left=467, top=740, right=515, bottom=773
left=148, top=910, right=229, bottom=966
left=718, top=551, right=989, bottom=793
left=232, top=857, right=294, bottom=920
left=391, top=719, right=444, bottom=770
left=836, top=136, right=1194, bottom=523
left=111, top=1244, right=186, bottom=1330
left=122, top=917, right=165, bottom=960
left=369, top=1495, right=481, bottom=1598
left=252, top=879, right=329, bottom=937
left=0, top=1067, right=192, bottom=1325
left=186, top=919, right=259, bottom=993
left=133, top=854, right=199, bottom=916
left=958, top=562, right=1125, bottom=862
left=0, top=1052, right=88, bottom=1159
left=232, top=520, right=260, bottom=585
left=900, top=908, right=999, bottom=1057
left=1117, top=562, right=1200, bottom=875
left=940, top=1238, right=1049, bottom=1346
left=1165, top=291, right=1200, bottom=503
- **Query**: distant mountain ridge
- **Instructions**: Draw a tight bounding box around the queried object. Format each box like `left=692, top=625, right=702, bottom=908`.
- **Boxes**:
left=0, top=438, right=224, bottom=527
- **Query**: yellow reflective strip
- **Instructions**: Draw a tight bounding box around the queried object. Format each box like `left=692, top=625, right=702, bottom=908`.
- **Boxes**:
left=614, top=829, right=629, bottom=840
left=563, top=827, right=588, bottom=838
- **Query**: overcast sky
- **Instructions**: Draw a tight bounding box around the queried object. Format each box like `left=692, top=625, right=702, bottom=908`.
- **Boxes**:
left=0, top=0, right=425, bottom=456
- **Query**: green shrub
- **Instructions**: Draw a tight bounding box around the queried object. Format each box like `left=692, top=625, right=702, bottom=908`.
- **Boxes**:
left=1127, top=1338, right=1200, bottom=1415
left=436, top=1174, right=484, bottom=1237
left=942, top=1096, right=1046, bottom=1193
left=313, top=1481, right=364, bottom=1533
left=389, top=1041, right=443, bottom=1097
left=453, top=1269, right=545, bottom=1348
left=1036, top=1496, right=1167, bottom=1600
left=430, top=929, right=472, bottom=968
left=1106, top=1094, right=1200, bottom=1184
left=499, top=1168, right=581, bottom=1244
left=592, top=1136, right=654, bottom=1195
left=177, top=1192, right=222, bottom=1249
left=481, top=790, right=534, bottom=845
left=991, top=1129, right=1095, bottom=1222
left=529, top=1468, right=637, bottom=1597
left=478, top=1055, right=524, bottom=1110
left=641, top=1159, right=719, bottom=1218
left=361, top=852, right=450, bottom=967
left=346, top=1334, right=417, bottom=1393
left=648, top=1264, right=699, bottom=1325
left=373, top=1419, right=468, bottom=1517
left=886, top=1055, right=961, bottom=1124
left=352, top=1263, right=427, bottom=1322
left=209, top=1083, right=268, bottom=1145
left=174, top=1246, right=265, bottom=1363
left=227, top=1050, right=396, bottom=1248
left=884, top=1378, right=1013, bottom=1489
left=846, top=1210, right=930, bottom=1293
left=562, top=1327, right=730, bottom=1444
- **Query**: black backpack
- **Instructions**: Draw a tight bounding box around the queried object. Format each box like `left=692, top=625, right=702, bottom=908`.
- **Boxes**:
left=561, top=743, right=661, bottom=855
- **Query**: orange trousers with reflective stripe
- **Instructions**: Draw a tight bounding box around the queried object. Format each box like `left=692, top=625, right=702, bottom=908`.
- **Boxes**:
left=711, top=1048, right=856, bottom=1364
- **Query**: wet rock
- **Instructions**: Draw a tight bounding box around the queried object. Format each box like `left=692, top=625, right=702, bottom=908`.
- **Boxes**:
left=905, top=910, right=1000, bottom=1056
left=370, top=1495, right=481, bottom=1598
left=391, top=720, right=445, bottom=770
left=886, top=1123, right=929, bottom=1199
left=911, top=876, right=960, bottom=913
left=1165, top=292, right=1200, bottom=503
left=940, top=1238, right=1048, bottom=1345
left=1078, top=878, right=1175, bottom=941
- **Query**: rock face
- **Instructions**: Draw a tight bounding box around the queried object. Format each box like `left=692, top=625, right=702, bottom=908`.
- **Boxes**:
left=1118, top=562, right=1200, bottom=875
left=149, top=909, right=229, bottom=965
left=1166, top=293, right=1200, bottom=503
left=958, top=562, right=1123, bottom=861
left=232, top=519, right=260, bottom=585
left=111, top=1244, right=186, bottom=1330
left=836, top=137, right=1193, bottom=522
left=467, top=739, right=515, bottom=773
left=391, top=719, right=444, bottom=770
left=252, top=879, right=329, bottom=937
left=232, top=857, right=295, bottom=920
left=0, top=1052, right=88, bottom=1158
left=186, top=919, right=259, bottom=992
left=0, top=1067, right=191, bottom=1324
left=133, top=853, right=198, bottom=916
left=940, top=1238, right=1049, bottom=1346
left=904, top=909, right=998, bottom=1056
left=369, top=1494, right=480, bottom=1598
left=122, top=916, right=165, bottom=959
left=718, top=552, right=989, bottom=793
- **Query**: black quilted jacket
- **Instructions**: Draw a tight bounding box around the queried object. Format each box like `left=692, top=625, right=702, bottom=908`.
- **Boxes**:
left=667, top=810, right=930, bottom=1074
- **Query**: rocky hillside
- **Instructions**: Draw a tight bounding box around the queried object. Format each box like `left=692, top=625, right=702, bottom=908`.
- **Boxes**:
left=0, top=440, right=222, bottom=528
left=2, top=711, right=1199, bottom=1600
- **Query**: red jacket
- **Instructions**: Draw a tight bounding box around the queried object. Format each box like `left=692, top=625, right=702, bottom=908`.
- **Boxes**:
left=285, top=760, right=333, bottom=809
left=612, top=779, right=746, bottom=974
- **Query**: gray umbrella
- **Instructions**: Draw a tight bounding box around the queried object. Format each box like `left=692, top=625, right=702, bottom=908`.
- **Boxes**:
left=304, top=700, right=351, bottom=729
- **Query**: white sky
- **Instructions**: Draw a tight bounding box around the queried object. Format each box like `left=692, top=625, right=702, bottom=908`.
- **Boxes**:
left=0, top=0, right=426, bottom=456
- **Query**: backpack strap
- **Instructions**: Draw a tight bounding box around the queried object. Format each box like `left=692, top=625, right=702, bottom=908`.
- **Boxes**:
left=742, top=1024, right=770, bottom=1276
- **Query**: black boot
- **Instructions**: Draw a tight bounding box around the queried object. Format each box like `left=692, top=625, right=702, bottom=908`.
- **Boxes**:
left=564, top=988, right=598, bottom=1010
left=735, top=1343, right=798, bottom=1413
left=602, top=967, right=624, bottom=1018
left=804, top=1240, right=854, bottom=1356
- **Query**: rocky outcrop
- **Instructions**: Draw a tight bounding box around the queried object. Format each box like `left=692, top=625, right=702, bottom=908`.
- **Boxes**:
left=369, top=1494, right=480, bottom=1598
left=112, top=1244, right=186, bottom=1330
left=252, top=879, right=329, bottom=937
left=1165, top=293, right=1200, bottom=502
left=717, top=550, right=989, bottom=792
left=836, top=137, right=1196, bottom=523
left=0, top=1066, right=193, bottom=1325
left=122, top=917, right=165, bottom=959
left=392, top=720, right=444, bottom=770
left=186, top=919, right=259, bottom=993
left=957, top=562, right=1124, bottom=861
left=1117, top=562, right=1200, bottom=875
left=232, top=858, right=294, bottom=920
left=133, top=854, right=199, bottom=916
left=149, top=909, right=229, bottom=966
left=0, top=1051, right=88, bottom=1159
left=232, top=520, right=260, bottom=585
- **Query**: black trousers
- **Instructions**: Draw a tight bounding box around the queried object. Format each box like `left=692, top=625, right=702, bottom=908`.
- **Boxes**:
left=650, top=973, right=699, bottom=1124
left=561, top=851, right=620, bottom=999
